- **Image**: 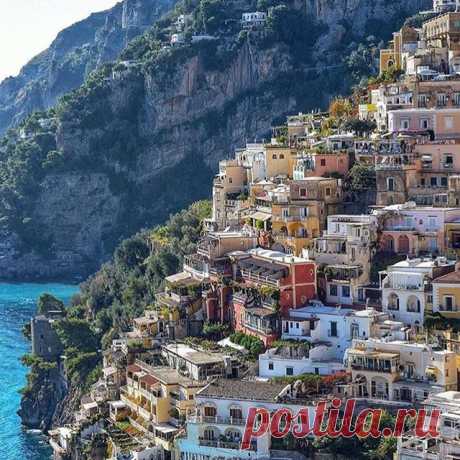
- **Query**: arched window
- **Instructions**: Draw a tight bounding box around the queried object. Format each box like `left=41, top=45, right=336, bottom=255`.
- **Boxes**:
left=407, top=296, right=421, bottom=313
left=388, top=293, right=399, bottom=311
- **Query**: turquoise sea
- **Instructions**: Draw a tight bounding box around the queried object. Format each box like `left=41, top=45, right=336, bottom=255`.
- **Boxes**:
left=0, top=283, right=79, bottom=460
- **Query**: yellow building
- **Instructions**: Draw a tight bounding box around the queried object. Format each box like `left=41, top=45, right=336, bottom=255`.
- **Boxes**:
left=445, top=221, right=460, bottom=259
left=379, top=25, right=419, bottom=74
left=264, top=145, right=295, bottom=178
left=117, top=362, right=205, bottom=451
left=271, top=178, right=342, bottom=256
left=432, top=269, right=460, bottom=319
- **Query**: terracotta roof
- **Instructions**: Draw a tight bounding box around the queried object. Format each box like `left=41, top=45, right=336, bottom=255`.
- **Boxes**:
left=433, top=271, right=460, bottom=284
left=127, top=364, right=142, bottom=373
left=140, top=374, right=158, bottom=387
left=198, top=379, right=288, bottom=402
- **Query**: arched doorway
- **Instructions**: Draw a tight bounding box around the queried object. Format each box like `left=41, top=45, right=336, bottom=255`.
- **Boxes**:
left=382, top=235, right=395, bottom=252
left=407, top=295, right=421, bottom=313
left=398, top=235, right=410, bottom=254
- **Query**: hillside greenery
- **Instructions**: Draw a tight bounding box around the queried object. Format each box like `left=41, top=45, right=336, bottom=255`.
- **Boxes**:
left=59, top=200, right=211, bottom=371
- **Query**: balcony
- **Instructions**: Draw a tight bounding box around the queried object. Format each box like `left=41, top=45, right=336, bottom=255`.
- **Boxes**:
left=439, top=304, right=459, bottom=312
left=188, top=415, right=245, bottom=426
left=198, top=438, right=256, bottom=451
left=240, top=269, right=281, bottom=287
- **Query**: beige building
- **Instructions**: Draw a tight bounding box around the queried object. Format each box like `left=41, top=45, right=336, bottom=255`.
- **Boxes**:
left=347, top=338, right=458, bottom=403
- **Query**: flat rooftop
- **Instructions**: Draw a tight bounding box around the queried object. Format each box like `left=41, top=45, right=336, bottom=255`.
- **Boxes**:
left=198, top=379, right=288, bottom=402
left=163, top=343, right=225, bottom=365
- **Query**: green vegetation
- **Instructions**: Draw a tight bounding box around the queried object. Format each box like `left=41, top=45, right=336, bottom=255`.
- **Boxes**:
left=37, top=293, right=65, bottom=315
left=229, top=332, right=264, bottom=357
left=20, top=354, right=57, bottom=396
left=345, top=164, right=377, bottom=192
left=312, top=411, right=397, bottom=459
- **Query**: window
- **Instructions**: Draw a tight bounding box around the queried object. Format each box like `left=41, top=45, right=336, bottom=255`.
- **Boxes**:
left=272, top=154, right=277, bottom=159
left=268, top=362, right=274, bottom=370
left=280, top=154, right=285, bottom=159
left=300, top=207, right=308, bottom=218
left=444, top=296, right=454, bottom=311
left=454, top=93, right=460, bottom=106
left=445, top=116, right=454, bottom=130
left=282, top=208, right=289, bottom=218
left=320, top=159, right=326, bottom=166
left=437, top=94, right=447, bottom=107
left=342, top=285, right=351, bottom=298
left=295, top=322, right=299, bottom=329
left=418, top=94, right=427, bottom=107
left=420, top=118, right=429, bottom=129
left=329, top=284, right=338, bottom=296
left=431, top=177, right=438, bottom=187
left=228, top=177, right=232, bottom=184
left=286, top=367, right=294, bottom=376
left=388, top=177, right=395, bottom=191
left=300, top=188, right=307, bottom=197
left=330, top=321, right=338, bottom=337
left=400, top=118, right=410, bottom=130
left=441, top=176, right=448, bottom=187
left=444, top=154, right=454, bottom=166
left=325, top=187, right=331, bottom=196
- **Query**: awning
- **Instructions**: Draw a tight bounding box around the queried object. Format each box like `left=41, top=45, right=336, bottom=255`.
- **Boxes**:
left=82, top=402, right=98, bottom=411
left=248, top=211, right=271, bottom=221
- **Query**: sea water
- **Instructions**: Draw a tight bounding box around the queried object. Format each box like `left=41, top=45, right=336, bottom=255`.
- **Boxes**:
left=0, top=283, right=79, bottom=460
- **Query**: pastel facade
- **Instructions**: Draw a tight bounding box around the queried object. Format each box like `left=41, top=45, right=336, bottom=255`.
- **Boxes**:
left=380, top=257, right=455, bottom=328
left=117, top=363, right=205, bottom=451
left=378, top=203, right=460, bottom=255
left=177, top=379, right=312, bottom=460
left=432, top=267, right=460, bottom=318
left=347, top=338, right=458, bottom=403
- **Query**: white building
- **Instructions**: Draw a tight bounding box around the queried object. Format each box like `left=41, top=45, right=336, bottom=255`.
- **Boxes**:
left=177, top=379, right=311, bottom=460
left=241, top=12, right=267, bottom=29
left=380, top=257, right=455, bottom=330
left=171, top=33, right=185, bottom=46
left=274, top=302, right=408, bottom=379
left=397, top=391, right=460, bottom=459
left=259, top=344, right=345, bottom=377
left=434, top=0, right=459, bottom=13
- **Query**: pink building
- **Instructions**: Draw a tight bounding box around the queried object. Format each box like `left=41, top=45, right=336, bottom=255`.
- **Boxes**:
left=293, top=152, right=349, bottom=179
left=378, top=203, right=460, bottom=255
left=388, top=108, right=460, bottom=139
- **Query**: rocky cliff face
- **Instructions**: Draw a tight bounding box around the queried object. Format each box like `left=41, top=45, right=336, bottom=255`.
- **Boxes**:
left=0, top=0, right=177, bottom=136
left=18, top=367, right=67, bottom=430
left=0, top=0, right=431, bottom=281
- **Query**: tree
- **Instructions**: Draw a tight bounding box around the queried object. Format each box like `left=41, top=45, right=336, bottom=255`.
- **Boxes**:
left=329, top=97, right=353, bottom=119
left=37, top=293, right=65, bottom=315
left=345, top=164, right=376, bottom=192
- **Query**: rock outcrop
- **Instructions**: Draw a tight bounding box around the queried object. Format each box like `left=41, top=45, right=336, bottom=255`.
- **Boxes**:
left=0, top=0, right=177, bottom=135
left=0, top=0, right=431, bottom=281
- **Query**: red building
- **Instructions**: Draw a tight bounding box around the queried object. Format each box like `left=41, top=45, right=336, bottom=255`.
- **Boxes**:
left=232, top=248, right=317, bottom=346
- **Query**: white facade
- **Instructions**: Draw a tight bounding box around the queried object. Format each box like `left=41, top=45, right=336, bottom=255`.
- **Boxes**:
left=280, top=303, right=397, bottom=364
left=177, top=381, right=313, bottom=460
left=397, top=391, right=460, bottom=459
left=433, top=0, right=459, bottom=13
left=380, top=257, right=455, bottom=329
left=241, top=12, right=267, bottom=28
left=235, top=143, right=267, bottom=183
left=259, top=346, right=345, bottom=377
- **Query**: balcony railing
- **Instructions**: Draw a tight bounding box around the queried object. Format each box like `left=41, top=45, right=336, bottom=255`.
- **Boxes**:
left=240, top=269, right=281, bottom=287
left=188, top=415, right=245, bottom=426
left=198, top=438, right=256, bottom=451
left=439, top=305, right=459, bottom=312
